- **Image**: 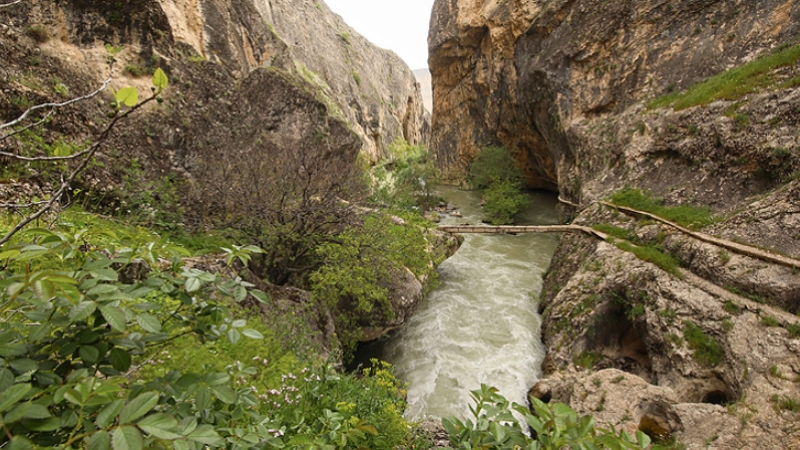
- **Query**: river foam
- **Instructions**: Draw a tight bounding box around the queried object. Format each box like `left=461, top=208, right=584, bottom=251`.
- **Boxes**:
left=381, top=186, right=559, bottom=420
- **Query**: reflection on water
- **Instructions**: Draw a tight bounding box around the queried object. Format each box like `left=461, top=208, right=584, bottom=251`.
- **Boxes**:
left=381, top=186, right=560, bottom=420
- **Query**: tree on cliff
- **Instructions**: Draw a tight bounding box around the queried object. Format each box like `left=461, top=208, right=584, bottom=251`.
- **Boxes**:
left=186, top=132, right=369, bottom=286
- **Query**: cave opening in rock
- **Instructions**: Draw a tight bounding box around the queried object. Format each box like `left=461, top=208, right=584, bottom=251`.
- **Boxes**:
left=585, top=304, right=653, bottom=380
left=702, top=390, right=730, bottom=405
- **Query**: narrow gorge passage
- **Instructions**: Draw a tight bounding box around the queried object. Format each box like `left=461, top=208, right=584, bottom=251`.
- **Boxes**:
left=382, top=186, right=560, bottom=420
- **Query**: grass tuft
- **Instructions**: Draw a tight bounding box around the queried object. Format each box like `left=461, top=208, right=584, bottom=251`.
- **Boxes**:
left=609, top=188, right=717, bottom=230
left=683, top=321, right=725, bottom=367
left=615, top=241, right=683, bottom=278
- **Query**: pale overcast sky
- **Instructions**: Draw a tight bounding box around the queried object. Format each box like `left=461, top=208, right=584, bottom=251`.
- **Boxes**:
left=324, top=0, right=436, bottom=70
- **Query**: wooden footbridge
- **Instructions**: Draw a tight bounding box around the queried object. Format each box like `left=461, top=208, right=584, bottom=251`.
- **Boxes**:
left=438, top=225, right=609, bottom=240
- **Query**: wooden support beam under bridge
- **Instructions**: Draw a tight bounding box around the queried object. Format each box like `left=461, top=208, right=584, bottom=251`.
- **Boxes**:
left=439, top=225, right=609, bottom=240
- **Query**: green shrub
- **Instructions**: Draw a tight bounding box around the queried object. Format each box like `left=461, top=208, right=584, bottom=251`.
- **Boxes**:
left=442, top=385, right=651, bottom=450
left=683, top=321, right=725, bottom=367
left=469, top=145, right=524, bottom=189
left=574, top=351, right=603, bottom=370
left=609, top=188, right=717, bottom=230
left=615, top=241, right=682, bottom=278
left=787, top=323, right=800, bottom=338
left=761, top=315, right=780, bottom=327
left=482, top=179, right=528, bottom=225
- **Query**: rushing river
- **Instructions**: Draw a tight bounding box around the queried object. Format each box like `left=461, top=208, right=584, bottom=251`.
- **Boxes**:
left=380, top=185, right=560, bottom=420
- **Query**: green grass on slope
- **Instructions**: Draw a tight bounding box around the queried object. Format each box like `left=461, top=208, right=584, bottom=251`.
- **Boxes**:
left=648, top=44, right=800, bottom=110
left=609, top=188, right=718, bottom=230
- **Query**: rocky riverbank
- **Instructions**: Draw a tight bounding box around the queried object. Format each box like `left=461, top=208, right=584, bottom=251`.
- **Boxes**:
left=428, top=0, right=800, bottom=447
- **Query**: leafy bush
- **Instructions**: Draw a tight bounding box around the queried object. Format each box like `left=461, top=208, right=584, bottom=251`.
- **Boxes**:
left=609, top=188, right=717, bottom=230
left=469, top=146, right=524, bottom=189
left=482, top=179, right=529, bottom=225
left=0, top=226, right=273, bottom=449
left=375, top=138, right=439, bottom=210
left=683, top=321, right=725, bottom=367
left=470, top=146, right=528, bottom=224
left=442, top=385, right=651, bottom=449
left=310, top=213, right=436, bottom=357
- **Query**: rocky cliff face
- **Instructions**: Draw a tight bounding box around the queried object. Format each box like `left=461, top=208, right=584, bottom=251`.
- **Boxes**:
left=1, top=0, right=427, bottom=162
left=429, top=0, right=800, bottom=190
left=430, top=0, right=800, bottom=447
left=0, top=0, right=434, bottom=344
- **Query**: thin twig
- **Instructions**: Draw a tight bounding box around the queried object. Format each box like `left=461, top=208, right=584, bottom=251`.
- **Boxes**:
left=0, top=95, right=158, bottom=246
left=0, top=76, right=112, bottom=132
left=0, top=145, right=95, bottom=162
left=0, top=200, right=49, bottom=208
left=0, top=0, right=23, bottom=9
left=0, top=110, right=54, bottom=142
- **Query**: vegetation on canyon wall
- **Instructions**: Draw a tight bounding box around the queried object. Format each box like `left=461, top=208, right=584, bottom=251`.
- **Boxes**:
left=469, top=146, right=528, bottom=225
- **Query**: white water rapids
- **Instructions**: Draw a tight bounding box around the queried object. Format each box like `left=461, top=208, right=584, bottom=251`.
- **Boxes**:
left=381, top=186, right=560, bottom=420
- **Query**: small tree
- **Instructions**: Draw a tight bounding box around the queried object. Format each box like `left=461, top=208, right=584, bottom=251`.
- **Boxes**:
left=469, top=146, right=528, bottom=224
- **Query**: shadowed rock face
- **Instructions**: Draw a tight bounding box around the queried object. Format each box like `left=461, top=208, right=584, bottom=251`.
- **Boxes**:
left=429, top=0, right=800, bottom=190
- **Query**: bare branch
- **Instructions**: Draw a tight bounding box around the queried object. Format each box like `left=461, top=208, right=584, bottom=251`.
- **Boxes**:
left=0, top=110, right=54, bottom=142
left=0, top=95, right=159, bottom=246
left=0, top=76, right=112, bottom=132
left=0, top=200, right=49, bottom=208
left=0, top=146, right=94, bottom=162
left=0, top=0, right=23, bottom=9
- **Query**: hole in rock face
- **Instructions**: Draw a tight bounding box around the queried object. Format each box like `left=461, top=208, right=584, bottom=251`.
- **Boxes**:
left=702, top=390, right=730, bottom=405
left=587, top=308, right=653, bottom=380
left=638, top=416, right=671, bottom=442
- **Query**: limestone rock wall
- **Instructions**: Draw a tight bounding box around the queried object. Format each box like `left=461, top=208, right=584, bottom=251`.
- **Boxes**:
left=429, top=0, right=800, bottom=447
left=429, top=0, right=800, bottom=189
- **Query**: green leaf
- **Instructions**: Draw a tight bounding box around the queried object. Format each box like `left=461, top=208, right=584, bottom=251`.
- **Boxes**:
left=241, top=329, right=263, bottom=339
left=21, top=416, right=61, bottom=431
left=70, top=301, right=97, bottom=322
left=204, top=372, right=229, bottom=386
left=636, top=431, right=651, bottom=448
left=250, top=289, right=270, bottom=304
left=231, top=319, right=246, bottom=328
left=114, top=87, right=139, bottom=108
left=110, top=348, right=132, bottom=372
left=87, top=284, right=119, bottom=296
left=96, top=399, right=124, bottom=428
left=137, top=413, right=181, bottom=440
left=0, top=368, right=13, bottom=391
left=87, top=431, right=111, bottom=450
left=7, top=436, right=33, bottom=450
left=135, top=313, right=161, bottom=333
left=194, top=386, right=211, bottom=410
left=3, top=402, right=31, bottom=423
left=91, top=268, right=119, bottom=281
left=233, top=285, right=247, bottom=302
left=22, top=404, right=51, bottom=419
left=152, top=68, right=169, bottom=90
left=226, top=328, right=240, bottom=344
left=100, top=305, right=128, bottom=332
left=118, top=392, right=159, bottom=424
left=10, top=358, right=38, bottom=373
left=187, top=425, right=222, bottom=445
left=113, top=425, right=144, bottom=450
left=0, top=383, right=31, bottom=413
left=172, top=440, right=189, bottom=450
left=80, top=345, right=101, bottom=364
left=0, top=343, right=28, bottom=357
left=0, top=249, right=20, bottom=260
left=184, top=277, right=201, bottom=293
left=211, top=386, right=235, bottom=404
